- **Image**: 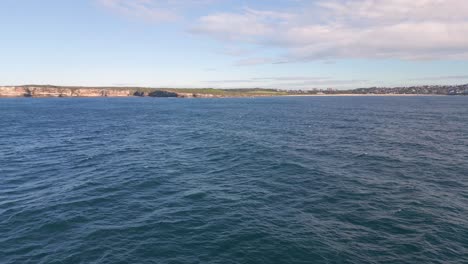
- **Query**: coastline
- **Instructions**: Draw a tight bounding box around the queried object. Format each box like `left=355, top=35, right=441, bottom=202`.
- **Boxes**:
left=0, top=85, right=462, bottom=98
left=0, top=93, right=451, bottom=98
left=0, top=94, right=451, bottom=98
left=285, top=94, right=448, bottom=97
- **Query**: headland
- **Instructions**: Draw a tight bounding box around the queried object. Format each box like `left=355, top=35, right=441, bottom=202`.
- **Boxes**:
left=0, top=84, right=467, bottom=98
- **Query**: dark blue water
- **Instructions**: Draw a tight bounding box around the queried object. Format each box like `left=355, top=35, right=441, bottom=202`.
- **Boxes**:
left=1, top=97, right=467, bottom=264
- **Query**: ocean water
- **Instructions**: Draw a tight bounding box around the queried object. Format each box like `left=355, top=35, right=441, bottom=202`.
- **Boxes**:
left=1, top=96, right=467, bottom=264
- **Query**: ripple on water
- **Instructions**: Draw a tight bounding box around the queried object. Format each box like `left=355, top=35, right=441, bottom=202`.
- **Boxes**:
left=0, top=96, right=467, bottom=264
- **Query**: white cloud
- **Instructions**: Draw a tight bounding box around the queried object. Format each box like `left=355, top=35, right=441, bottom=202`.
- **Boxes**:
left=97, top=0, right=220, bottom=22
left=191, top=0, right=468, bottom=62
left=97, top=0, right=179, bottom=22
left=234, top=57, right=280, bottom=66
left=409, top=75, right=468, bottom=81
left=190, top=7, right=297, bottom=41
left=190, top=10, right=281, bottom=41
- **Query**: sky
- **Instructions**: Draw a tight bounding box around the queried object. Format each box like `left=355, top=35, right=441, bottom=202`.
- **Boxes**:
left=1, top=0, right=468, bottom=90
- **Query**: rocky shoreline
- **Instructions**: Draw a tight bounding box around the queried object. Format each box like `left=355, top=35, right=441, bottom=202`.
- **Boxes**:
left=1, top=85, right=466, bottom=98
left=0, top=86, right=220, bottom=98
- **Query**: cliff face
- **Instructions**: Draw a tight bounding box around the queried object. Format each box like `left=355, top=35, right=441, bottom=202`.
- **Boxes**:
left=0, top=86, right=133, bottom=97
left=0, top=86, right=28, bottom=97
left=0, top=86, right=224, bottom=98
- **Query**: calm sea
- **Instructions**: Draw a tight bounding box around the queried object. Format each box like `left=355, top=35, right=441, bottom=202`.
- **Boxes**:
left=1, top=96, right=467, bottom=264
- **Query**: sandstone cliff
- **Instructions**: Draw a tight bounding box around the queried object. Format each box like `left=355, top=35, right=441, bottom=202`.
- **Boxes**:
left=0, top=86, right=29, bottom=97
left=0, top=86, right=226, bottom=98
left=0, top=86, right=134, bottom=97
left=0, top=86, right=170, bottom=98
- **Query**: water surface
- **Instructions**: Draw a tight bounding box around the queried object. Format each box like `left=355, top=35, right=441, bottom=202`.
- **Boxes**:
left=1, top=96, right=467, bottom=263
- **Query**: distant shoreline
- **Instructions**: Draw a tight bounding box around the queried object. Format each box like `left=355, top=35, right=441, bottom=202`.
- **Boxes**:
left=285, top=94, right=448, bottom=97
left=0, top=85, right=466, bottom=98
left=0, top=93, right=452, bottom=98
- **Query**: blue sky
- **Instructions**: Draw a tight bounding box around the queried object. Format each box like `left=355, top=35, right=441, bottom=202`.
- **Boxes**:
left=1, top=0, right=468, bottom=90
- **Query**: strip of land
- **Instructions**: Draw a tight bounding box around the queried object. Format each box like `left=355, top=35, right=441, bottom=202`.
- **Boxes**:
left=0, top=85, right=467, bottom=98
